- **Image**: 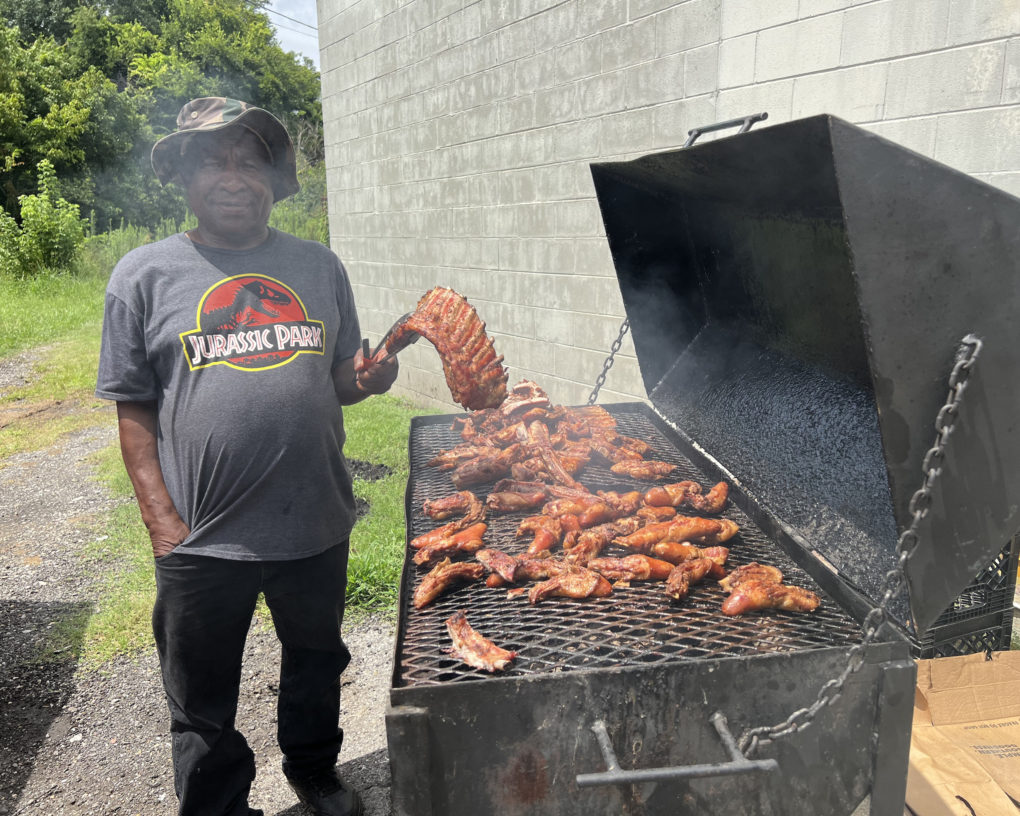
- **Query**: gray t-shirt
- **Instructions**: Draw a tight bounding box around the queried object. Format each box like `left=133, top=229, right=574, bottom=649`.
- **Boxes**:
left=96, top=229, right=362, bottom=561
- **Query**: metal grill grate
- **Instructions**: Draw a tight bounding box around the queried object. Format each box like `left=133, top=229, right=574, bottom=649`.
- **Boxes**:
left=395, top=404, right=865, bottom=688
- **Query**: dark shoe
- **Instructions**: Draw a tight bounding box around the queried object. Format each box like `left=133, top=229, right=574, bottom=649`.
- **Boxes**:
left=287, top=768, right=365, bottom=816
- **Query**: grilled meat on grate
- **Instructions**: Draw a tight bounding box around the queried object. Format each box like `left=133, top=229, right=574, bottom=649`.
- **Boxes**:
left=444, top=610, right=517, bottom=673
left=381, top=287, right=508, bottom=410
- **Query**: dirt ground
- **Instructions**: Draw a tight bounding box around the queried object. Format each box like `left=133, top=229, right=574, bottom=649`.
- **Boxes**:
left=0, top=355, right=396, bottom=816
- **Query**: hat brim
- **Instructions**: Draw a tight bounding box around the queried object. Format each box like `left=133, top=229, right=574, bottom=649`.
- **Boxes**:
left=151, top=107, right=300, bottom=203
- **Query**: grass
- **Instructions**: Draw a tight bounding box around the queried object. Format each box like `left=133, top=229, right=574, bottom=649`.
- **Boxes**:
left=344, top=395, right=438, bottom=611
left=0, top=225, right=169, bottom=462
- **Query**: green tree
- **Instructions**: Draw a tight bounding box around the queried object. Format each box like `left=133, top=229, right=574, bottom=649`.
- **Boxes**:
left=0, top=0, right=324, bottom=233
left=0, top=0, right=79, bottom=42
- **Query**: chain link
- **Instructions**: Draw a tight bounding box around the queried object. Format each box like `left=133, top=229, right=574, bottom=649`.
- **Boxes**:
left=738, top=334, right=983, bottom=756
left=587, top=318, right=631, bottom=405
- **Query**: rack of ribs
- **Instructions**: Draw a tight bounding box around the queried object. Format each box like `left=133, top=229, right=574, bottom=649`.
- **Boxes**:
left=380, top=287, right=508, bottom=410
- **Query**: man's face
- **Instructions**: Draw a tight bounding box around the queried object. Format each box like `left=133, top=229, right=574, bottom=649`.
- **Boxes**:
left=182, top=129, right=275, bottom=249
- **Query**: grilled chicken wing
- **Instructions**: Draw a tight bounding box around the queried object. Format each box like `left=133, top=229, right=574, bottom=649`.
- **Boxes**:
left=609, top=460, right=678, bottom=480
left=721, top=582, right=821, bottom=616
left=427, top=445, right=497, bottom=471
left=615, top=517, right=725, bottom=551
left=412, top=522, right=488, bottom=567
left=636, top=505, right=677, bottom=523
left=643, top=481, right=729, bottom=514
left=486, top=487, right=549, bottom=513
left=688, top=481, right=730, bottom=514
left=564, top=517, right=643, bottom=565
left=588, top=554, right=675, bottom=582
left=423, top=490, right=480, bottom=520
left=664, top=557, right=718, bottom=601
left=648, top=542, right=729, bottom=571
left=514, top=556, right=569, bottom=582
left=516, top=515, right=564, bottom=555
left=475, top=548, right=520, bottom=583
left=719, top=563, right=783, bottom=592
left=445, top=610, right=517, bottom=672
left=528, top=566, right=613, bottom=604
left=413, top=558, right=486, bottom=609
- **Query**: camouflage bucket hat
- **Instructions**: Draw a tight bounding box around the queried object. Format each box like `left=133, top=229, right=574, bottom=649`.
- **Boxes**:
left=151, top=97, right=300, bottom=202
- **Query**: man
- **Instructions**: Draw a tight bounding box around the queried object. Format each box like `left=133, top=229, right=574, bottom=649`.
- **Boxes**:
left=96, top=97, right=397, bottom=816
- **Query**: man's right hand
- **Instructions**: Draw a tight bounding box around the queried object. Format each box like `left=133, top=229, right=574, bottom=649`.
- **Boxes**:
left=148, top=515, right=191, bottom=559
left=117, top=401, right=191, bottom=561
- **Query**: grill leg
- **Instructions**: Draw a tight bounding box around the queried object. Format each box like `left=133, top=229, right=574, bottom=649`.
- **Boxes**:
left=386, top=705, right=432, bottom=816
left=869, top=659, right=916, bottom=816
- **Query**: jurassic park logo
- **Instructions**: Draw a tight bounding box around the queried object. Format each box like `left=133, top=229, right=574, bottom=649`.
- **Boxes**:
left=179, top=274, right=325, bottom=371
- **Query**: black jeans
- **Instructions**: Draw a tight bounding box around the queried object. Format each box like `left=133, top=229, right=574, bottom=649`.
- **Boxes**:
left=153, top=543, right=352, bottom=816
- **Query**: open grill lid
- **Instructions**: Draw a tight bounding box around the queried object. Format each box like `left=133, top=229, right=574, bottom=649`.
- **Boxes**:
left=590, top=114, right=1020, bottom=636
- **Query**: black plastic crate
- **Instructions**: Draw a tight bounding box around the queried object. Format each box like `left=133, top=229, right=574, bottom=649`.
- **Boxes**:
left=909, top=535, right=1018, bottom=658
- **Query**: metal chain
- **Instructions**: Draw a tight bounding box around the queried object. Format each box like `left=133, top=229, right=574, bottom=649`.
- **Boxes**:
left=588, top=318, right=631, bottom=405
left=738, top=333, right=984, bottom=756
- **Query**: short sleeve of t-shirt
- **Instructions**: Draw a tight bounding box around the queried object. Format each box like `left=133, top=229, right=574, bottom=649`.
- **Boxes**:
left=96, top=292, right=159, bottom=401
left=332, top=259, right=361, bottom=365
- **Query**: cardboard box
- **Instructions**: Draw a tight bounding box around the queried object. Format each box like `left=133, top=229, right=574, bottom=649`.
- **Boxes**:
left=906, top=650, right=1020, bottom=815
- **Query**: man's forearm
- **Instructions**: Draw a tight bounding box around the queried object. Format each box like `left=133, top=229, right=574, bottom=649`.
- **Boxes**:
left=116, top=400, right=190, bottom=557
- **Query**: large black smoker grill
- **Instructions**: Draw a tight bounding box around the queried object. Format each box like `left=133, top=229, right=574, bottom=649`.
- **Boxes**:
left=384, top=115, right=1020, bottom=815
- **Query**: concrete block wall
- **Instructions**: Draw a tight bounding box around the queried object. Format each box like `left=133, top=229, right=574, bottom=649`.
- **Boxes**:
left=317, top=0, right=1020, bottom=412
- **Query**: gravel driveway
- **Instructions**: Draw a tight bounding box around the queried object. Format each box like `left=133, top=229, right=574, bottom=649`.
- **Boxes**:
left=0, top=357, right=396, bottom=816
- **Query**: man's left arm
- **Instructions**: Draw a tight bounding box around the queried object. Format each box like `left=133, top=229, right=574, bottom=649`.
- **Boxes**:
left=332, top=347, right=399, bottom=406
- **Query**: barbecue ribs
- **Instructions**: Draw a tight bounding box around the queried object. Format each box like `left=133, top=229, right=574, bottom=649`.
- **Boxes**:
left=381, top=287, right=508, bottom=410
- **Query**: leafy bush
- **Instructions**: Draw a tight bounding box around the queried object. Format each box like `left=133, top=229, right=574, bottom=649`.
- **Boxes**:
left=269, top=159, right=328, bottom=244
left=0, top=160, right=86, bottom=278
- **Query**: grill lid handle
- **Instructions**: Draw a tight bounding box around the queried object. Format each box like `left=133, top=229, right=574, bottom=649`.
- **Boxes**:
left=683, top=112, right=768, bottom=148
left=576, top=712, right=777, bottom=788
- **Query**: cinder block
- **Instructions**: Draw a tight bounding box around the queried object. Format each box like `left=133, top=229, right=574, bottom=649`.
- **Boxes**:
left=554, top=120, right=602, bottom=162
left=653, top=95, right=720, bottom=148
left=792, top=62, right=889, bottom=121
left=716, top=78, right=795, bottom=122
left=572, top=237, right=620, bottom=277
left=621, top=54, right=687, bottom=108
left=554, top=198, right=604, bottom=236
left=719, top=32, right=756, bottom=89
left=479, top=0, right=523, bottom=34
left=497, top=92, right=537, bottom=133
left=885, top=43, right=1005, bottom=118
left=601, top=15, right=659, bottom=72
left=514, top=48, right=558, bottom=94
left=565, top=275, right=629, bottom=315
left=933, top=107, right=1020, bottom=174
left=534, top=84, right=580, bottom=128
left=451, top=65, right=515, bottom=111
left=721, top=0, right=798, bottom=38
left=1004, top=37, right=1020, bottom=103
left=841, top=0, right=949, bottom=66
left=600, top=107, right=660, bottom=158
left=554, top=36, right=604, bottom=85
left=755, top=14, right=844, bottom=81
left=655, top=0, right=722, bottom=56
left=686, top=44, right=720, bottom=97
left=573, top=1, right=629, bottom=37
left=577, top=72, right=628, bottom=117
left=797, top=0, right=861, bottom=16
left=631, top=0, right=686, bottom=19
left=948, top=0, right=1020, bottom=45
